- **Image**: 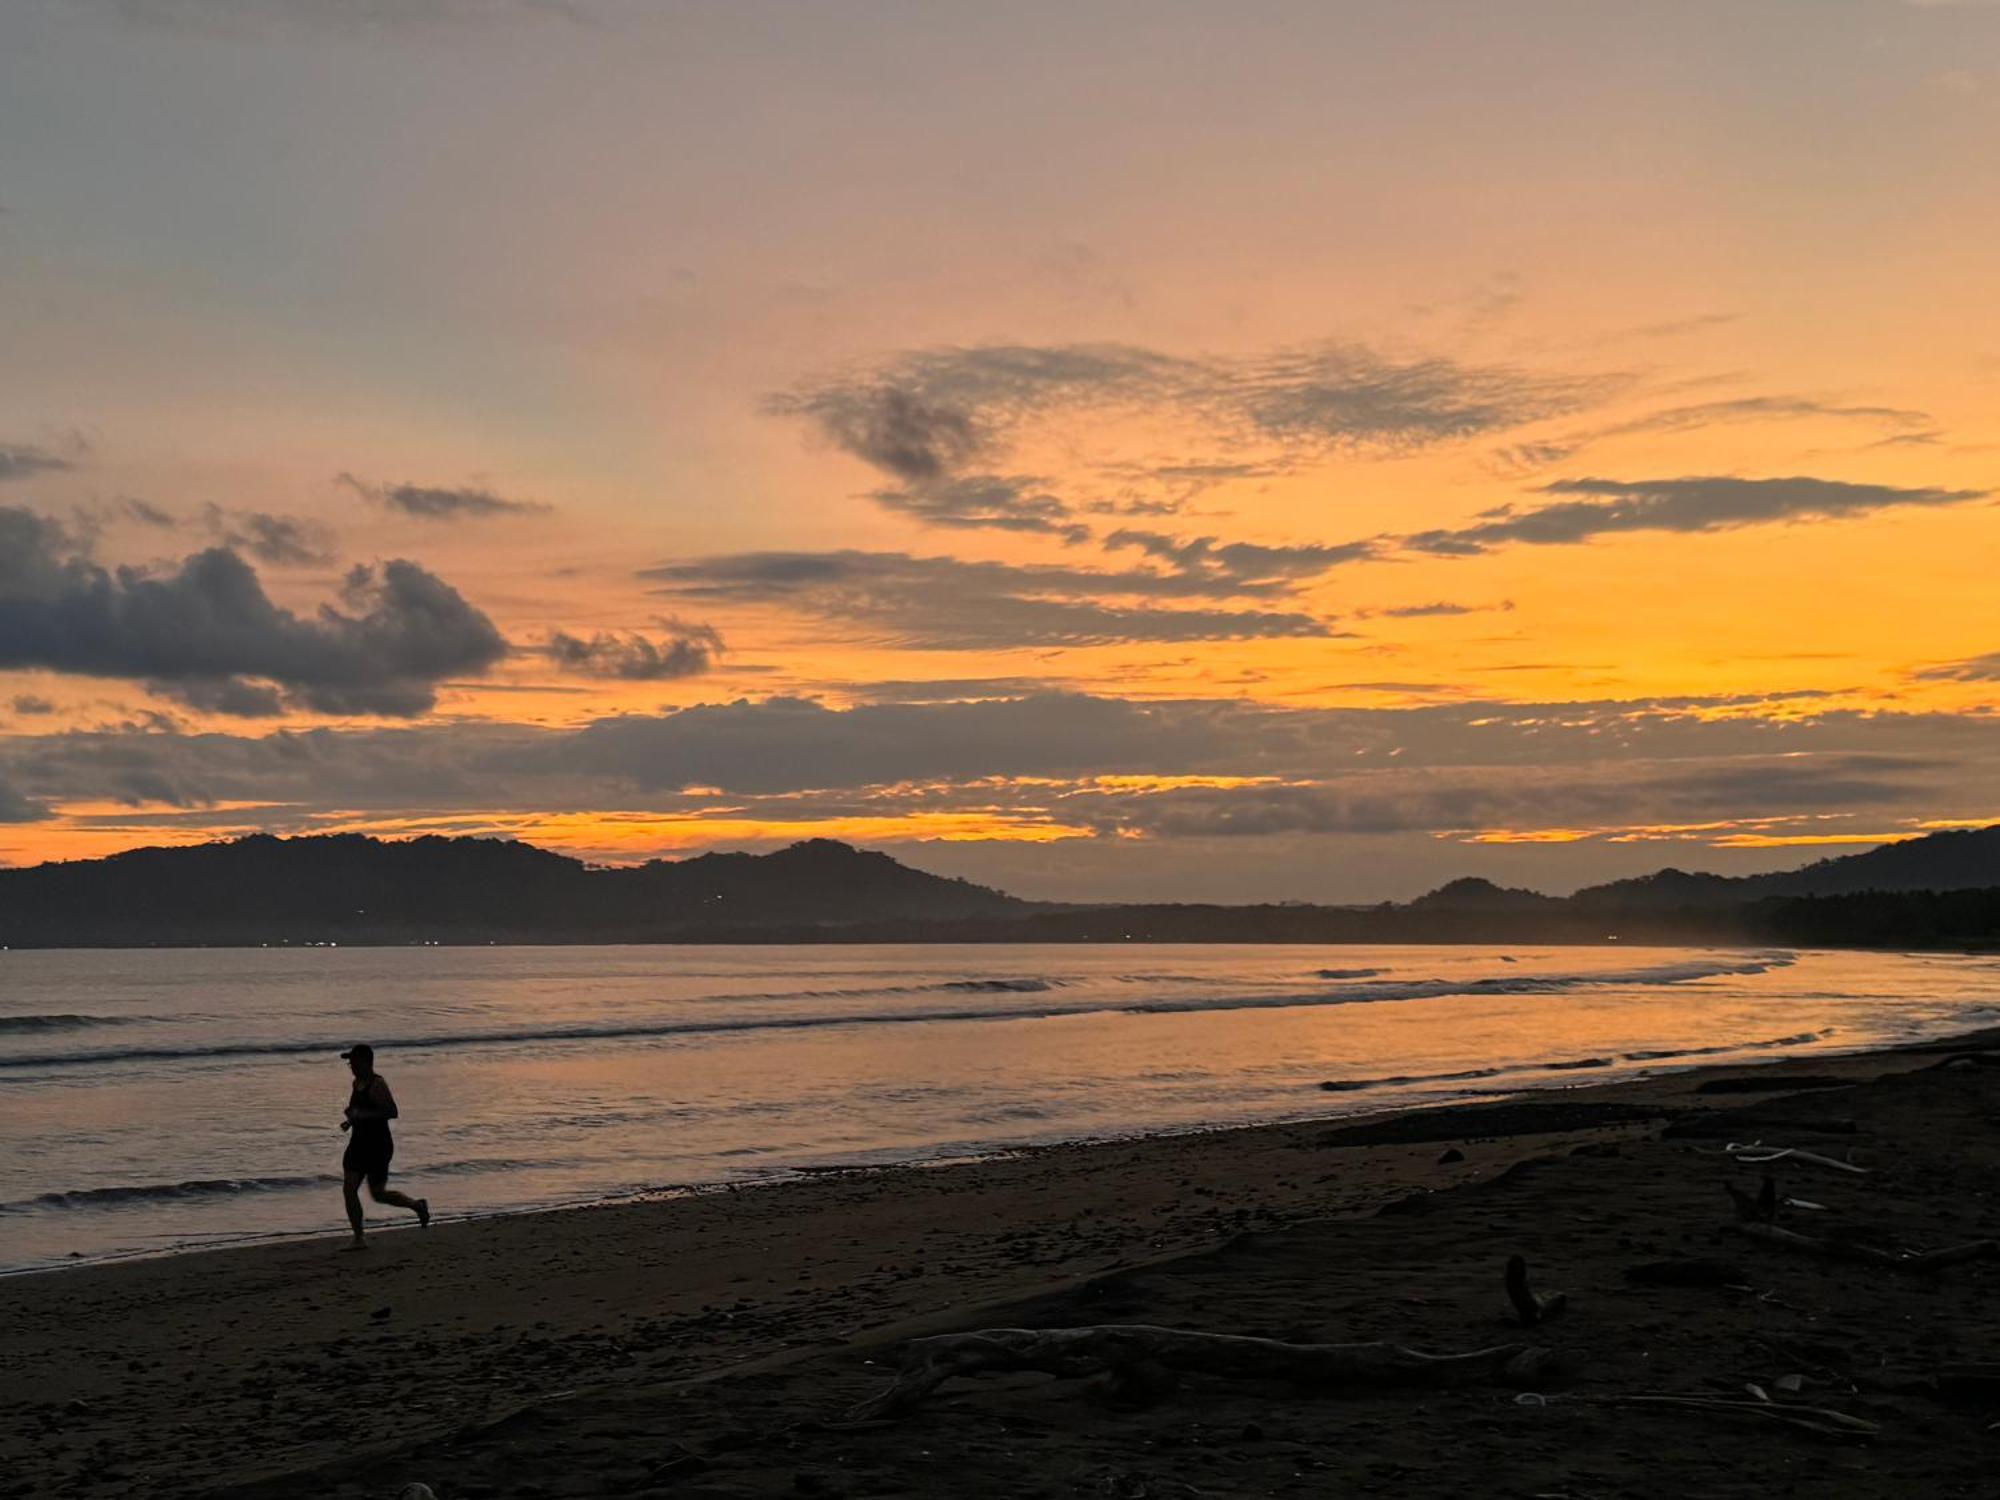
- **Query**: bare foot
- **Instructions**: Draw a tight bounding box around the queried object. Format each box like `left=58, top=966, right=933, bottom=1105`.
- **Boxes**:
left=416, top=1199, right=431, bottom=1229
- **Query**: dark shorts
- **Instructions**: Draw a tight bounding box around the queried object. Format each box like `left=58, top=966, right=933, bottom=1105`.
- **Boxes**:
left=342, top=1135, right=393, bottom=1190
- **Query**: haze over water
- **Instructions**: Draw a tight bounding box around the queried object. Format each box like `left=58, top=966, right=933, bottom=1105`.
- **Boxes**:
left=3, top=942, right=1995, bottom=1272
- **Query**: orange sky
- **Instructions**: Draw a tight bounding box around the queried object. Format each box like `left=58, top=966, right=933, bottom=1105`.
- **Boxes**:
left=1, top=1, right=1996, bottom=901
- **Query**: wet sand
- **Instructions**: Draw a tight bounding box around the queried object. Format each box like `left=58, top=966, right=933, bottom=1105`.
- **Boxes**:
left=6, top=1035, right=1998, bottom=1498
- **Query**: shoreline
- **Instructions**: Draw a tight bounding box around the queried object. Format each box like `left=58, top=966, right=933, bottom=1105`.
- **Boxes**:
left=7, top=1028, right=1997, bottom=1497
left=3, top=1007, right=1973, bottom=1282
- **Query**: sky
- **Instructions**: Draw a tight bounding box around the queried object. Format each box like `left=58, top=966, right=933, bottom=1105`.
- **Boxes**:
left=1, top=0, right=1997, bottom=902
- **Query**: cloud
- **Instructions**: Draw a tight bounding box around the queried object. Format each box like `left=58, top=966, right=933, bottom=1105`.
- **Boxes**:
left=1053, top=752, right=1938, bottom=841
left=10, top=695, right=58, bottom=716
left=643, top=550, right=1337, bottom=649
left=200, top=506, right=339, bottom=567
left=1403, top=475, right=1988, bottom=555
left=1365, top=600, right=1515, bottom=619
left=1913, top=648, right=2000, bottom=682
left=1101, top=528, right=1377, bottom=589
left=0, top=445, right=75, bottom=484
left=869, top=474, right=1090, bottom=541
left=840, top=677, right=1067, bottom=703
left=545, top=621, right=723, bottom=680
left=337, top=473, right=550, bottom=522
left=1492, top=397, right=1936, bottom=472
left=2, top=693, right=1991, bottom=895
left=0, top=506, right=507, bottom=717
left=82, top=0, right=592, bottom=38
left=769, top=340, right=1614, bottom=537
left=0, top=772, right=48, bottom=823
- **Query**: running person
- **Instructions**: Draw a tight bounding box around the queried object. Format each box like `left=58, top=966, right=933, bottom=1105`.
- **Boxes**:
left=338, top=1044, right=429, bottom=1250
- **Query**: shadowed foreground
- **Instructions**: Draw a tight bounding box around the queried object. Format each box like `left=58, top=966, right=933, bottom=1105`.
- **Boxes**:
left=9, top=1039, right=2000, bottom=1498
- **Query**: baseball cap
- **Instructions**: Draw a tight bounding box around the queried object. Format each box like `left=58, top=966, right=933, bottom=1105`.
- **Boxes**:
left=339, top=1044, right=374, bottom=1063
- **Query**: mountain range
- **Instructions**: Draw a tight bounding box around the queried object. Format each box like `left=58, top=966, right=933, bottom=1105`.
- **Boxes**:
left=0, top=824, right=1995, bottom=948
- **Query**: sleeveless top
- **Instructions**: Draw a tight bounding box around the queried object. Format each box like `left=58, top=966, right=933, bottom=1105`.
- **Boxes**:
left=349, top=1076, right=393, bottom=1151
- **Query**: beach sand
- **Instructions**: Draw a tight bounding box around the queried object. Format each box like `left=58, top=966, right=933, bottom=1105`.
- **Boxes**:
left=7, top=1036, right=1999, bottom=1498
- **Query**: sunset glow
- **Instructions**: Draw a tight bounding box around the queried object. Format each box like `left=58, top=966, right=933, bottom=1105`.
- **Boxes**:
left=3, top=0, right=1997, bottom=901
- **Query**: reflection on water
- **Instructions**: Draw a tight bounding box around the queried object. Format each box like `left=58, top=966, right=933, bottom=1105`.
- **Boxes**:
left=1, top=943, right=1994, bottom=1270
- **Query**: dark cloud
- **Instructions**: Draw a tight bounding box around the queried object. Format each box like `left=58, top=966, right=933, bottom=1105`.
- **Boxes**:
left=643, top=550, right=1336, bottom=649
left=522, top=693, right=1224, bottom=794
left=1366, top=600, right=1515, bottom=619
left=0, top=772, right=48, bottom=823
left=1227, top=345, right=1602, bottom=450
left=545, top=621, right=723, bottom=681
left=200, top=505, right=339, bottom=567
left=1913, top=649, right=2000, bottom=683
left=111, top=497, right=177, bottom=528
left=1101, top=528, right=1376, bottom=590
left=337, top=472, right=550, bottom=522
left=0, top=445, right=74, bottom=484
left=1053, top=753, right=1937, bottom=841
left=10, top=695, right=57, bottom=716
left=0, top=506, right=507, bottom=716
left=870, top=474, right=1091, bottom=541
left=2, top=694, right=1991, bottom=894
left=1403, top=475, right=1989, bottom=556
left=841, top=677, right=1066, bottom=703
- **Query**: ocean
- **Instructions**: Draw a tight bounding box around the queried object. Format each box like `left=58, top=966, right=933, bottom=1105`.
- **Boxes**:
left=2, top=942, right=1995, bottom=1273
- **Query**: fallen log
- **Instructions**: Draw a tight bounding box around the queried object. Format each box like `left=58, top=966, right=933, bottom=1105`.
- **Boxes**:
left=847, top=1325, right=1551, bottom=1421
left=1731, top=1221, right=2000, bottom=1272
left=1710, top=1142, right=1870, bottom=1175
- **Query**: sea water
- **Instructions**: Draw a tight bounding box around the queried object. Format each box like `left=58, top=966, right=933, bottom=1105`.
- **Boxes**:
left=2, top=943, right=1996, bottom=1271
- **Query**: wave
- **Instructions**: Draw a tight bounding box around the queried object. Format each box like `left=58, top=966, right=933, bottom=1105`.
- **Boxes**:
left=1315, top=968, right=1386, bottom=980
left=0, top=952, right=1796, bottom=1075
left=4, top=1174, right=336, bottom=1212
left=0, top=1152, right=609, bottom=1215
left=0, top=1013, right=140, bottom=1034
left=1622, top=1029, right=1831, bottom=1062
left=1316, top=1024, right=1830, bottom=1095
left=740, top=976, right=1066, bottom=1000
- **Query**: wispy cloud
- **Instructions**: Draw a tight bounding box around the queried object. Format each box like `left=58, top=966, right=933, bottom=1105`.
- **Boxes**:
left=1403, top=475, right=1988, bottom=556
left=0, top=444, right=75, bottom=484
left=337, top=472, right=551, bottom=522
left=643, top=550, right=1339, bottom=649
left=769, top=339, right=1617, bottom=541
left=545, top=621, right=723, bottom=681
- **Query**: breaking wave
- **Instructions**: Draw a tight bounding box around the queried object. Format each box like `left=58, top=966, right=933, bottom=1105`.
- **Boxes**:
left=0, top=1014, right=140, bottom=1034
left=0, top=952, right=1797, bottom=1074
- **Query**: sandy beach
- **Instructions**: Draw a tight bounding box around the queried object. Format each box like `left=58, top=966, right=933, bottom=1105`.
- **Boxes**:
left=7, top=1034, right=2000, bottom=1499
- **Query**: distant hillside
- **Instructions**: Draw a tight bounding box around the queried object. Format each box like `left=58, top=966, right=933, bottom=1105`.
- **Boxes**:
left=1, top=823, right=1995, bottom=948
left=1568, top=825, right=2000, bottom=909
left=0, top=834, right=1028, bottom=947
left=1406, top=877, right=1558, bottom=912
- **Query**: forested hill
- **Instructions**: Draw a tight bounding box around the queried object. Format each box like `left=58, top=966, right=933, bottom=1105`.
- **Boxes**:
left=0, top=834, right=1029, bottom=946
left=0, top=824, right=1996, bottom=948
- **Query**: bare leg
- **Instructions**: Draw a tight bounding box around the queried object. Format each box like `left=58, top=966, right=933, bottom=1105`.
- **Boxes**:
left=341, top=1171, right=367, bottom=1250
left=368, top=1181, right=428, bottom=1224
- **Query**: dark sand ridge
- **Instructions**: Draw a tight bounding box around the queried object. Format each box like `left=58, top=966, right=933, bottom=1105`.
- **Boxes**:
left=6, top=1037, right=1998, bottom=1498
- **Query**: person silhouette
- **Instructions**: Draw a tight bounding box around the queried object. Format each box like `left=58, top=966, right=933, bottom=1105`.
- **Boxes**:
left=338, top=1044, right=429, bottom=1250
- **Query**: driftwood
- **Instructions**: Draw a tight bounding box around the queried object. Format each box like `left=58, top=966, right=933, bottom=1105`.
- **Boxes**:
left=1705, top=1142, right=1870, bottom=1175
left=1504, top=1255, right=1569, bottom=1326
left=1575, top=1393, right=1877, bottom=1440
left=1732, top=1221, right=1999, bottom=1272
left=847, top=1325, right=1552, bottom=1420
